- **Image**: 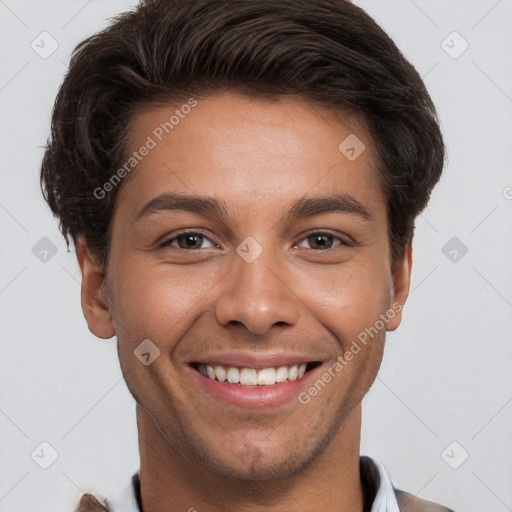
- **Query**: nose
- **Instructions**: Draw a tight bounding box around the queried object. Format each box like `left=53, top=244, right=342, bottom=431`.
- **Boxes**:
left=214, top=244, right=300, bottom=335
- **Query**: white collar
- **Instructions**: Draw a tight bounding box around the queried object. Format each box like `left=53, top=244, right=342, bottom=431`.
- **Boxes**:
left=369, top=459, right=400, bottom=512
left=106, top=457, right=400, bottom=512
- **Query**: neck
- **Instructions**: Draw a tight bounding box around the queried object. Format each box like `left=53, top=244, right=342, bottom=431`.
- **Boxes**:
left=137, top=404, right=363, bottom=512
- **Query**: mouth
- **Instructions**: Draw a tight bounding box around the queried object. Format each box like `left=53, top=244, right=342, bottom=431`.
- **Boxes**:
left=186, top=352, right=327, bottom=408
left=189, top=361, right=323, bottom=386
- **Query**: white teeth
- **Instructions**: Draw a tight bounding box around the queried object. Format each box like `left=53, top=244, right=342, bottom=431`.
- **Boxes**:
left=275, top=366, right=288, bottom=382
left=257, top=367, right=276, bottom=385
left=201, top=363, right=310, bottom=386
left=214, top=365, right=227, bottom=382
left=206, top=365, right=216, bottom=380
left=227, top=367, right=240, bottom=384
left=240, top=368, right=258, bottom=386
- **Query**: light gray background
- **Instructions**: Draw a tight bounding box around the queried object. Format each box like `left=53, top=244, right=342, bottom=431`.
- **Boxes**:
left=1, top=1, right=511, bottom=510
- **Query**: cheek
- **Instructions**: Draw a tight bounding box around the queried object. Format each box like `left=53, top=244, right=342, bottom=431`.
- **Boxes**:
left=111, top=262, right=218, bottom=349
left=298, top=259, right=391, bottom=348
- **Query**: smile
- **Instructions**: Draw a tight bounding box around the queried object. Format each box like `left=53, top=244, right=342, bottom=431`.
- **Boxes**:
left=187, top=358, right=325, bottom=409
left=192, top=362, right=322, bottom=386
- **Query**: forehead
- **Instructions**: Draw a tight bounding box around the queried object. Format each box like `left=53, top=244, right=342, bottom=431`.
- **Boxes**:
left=116, top=92, right=385, bottom=223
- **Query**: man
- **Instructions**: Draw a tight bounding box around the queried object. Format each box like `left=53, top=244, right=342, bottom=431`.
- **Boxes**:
left=40, top=0, right=453, bottom=510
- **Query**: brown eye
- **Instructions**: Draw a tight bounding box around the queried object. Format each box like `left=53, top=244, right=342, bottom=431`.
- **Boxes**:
left=176, top=233, right=204, bottom=249
left=308, top=233, right=334, bottom=250
left=159, top=231, right=216, bottom=250
left=295, top=231, right=351, bottom=251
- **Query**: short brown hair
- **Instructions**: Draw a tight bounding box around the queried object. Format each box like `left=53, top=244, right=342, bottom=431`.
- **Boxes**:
left=40, top=0, right=445, bottom=268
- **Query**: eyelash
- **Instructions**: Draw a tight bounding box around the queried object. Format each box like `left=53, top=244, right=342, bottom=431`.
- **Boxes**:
left=158, top=230, right=352, bottom=251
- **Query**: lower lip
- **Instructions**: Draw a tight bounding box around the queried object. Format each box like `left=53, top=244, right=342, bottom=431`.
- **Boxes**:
left=187, top=364, right=324, bottom=409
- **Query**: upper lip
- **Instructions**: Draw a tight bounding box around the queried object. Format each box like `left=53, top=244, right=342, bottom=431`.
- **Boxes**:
left=189, top=352, right=323, bottom=369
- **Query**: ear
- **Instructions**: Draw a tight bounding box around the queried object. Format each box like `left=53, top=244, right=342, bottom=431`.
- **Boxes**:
left=386, top=242, right=413, bottom=332
left=76, top=237, right=115, bottom=339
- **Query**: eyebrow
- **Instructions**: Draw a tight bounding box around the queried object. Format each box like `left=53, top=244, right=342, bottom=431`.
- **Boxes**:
left=135, top=192, right=373, bottom=222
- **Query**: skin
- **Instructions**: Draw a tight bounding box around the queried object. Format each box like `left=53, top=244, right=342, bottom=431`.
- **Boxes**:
left=78, top=92, right=412, bottom=512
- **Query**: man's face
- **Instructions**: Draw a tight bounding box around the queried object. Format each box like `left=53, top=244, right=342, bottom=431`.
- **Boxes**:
left=85, top=92, right=409, bottom=480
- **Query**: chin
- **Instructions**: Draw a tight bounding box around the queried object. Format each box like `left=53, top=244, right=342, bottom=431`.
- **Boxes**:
left=201, top=445, right=316, bottom=482
left=216, top=460, right=299, bottom=482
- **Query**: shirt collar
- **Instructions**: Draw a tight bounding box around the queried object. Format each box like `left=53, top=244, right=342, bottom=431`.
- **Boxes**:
left=363, top=457, right=401, bottom=512
left=106, top=456, right=400, bottom=512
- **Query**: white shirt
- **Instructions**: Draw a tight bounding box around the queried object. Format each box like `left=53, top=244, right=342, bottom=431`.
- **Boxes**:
left=99, top=457, right=400, bottom=512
